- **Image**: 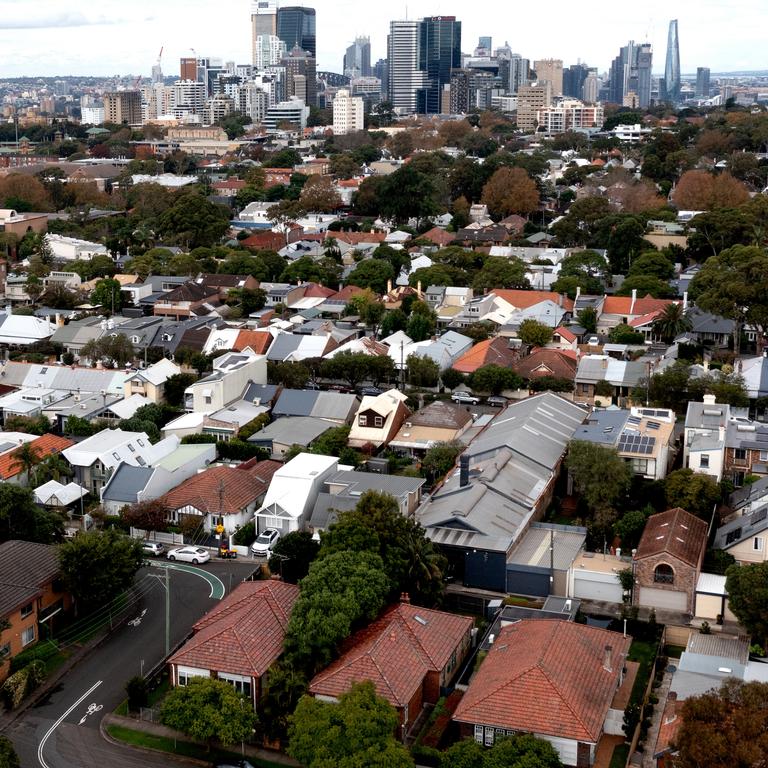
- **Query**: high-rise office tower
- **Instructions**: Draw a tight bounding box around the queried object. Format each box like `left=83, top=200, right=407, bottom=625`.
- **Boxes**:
left=103, top=91, right=142, bottom=125
left=418, top=17, right=461, bottom=114
left=609, top=41, right=652, bottom=108
left=254, top=35, right=286, bottom=70
left=635, top=43, right=653, bottom=108
left=180, top=57, right=198, bottom=82
left=508, top=54, right=531, bottom=95
left=696, top=67, right=711, bottom=99
left=282, top=46, right=317, bottom=106
left=374, top=59, right=389, bottom=94
left=251, top=0, right=278, bottom=66
left=387, top=20, right=428, bottom=115
left=664, top=19, right=681, bottom=103
left=533, top=59, right=563, bottom=96
left=277, top=6, right=316, bottom=58
left=344, top=36, right=372, bottom=78
left=582, top=69, right=599, bottom=103
left=474, top=36, right=492, bottom=56
left=563, top=63, right=590, bottom=99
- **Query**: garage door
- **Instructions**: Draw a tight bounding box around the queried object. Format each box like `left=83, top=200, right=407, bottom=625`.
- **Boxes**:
left=574, top=574, right=623, bottom=603
left=638, top=586, right=687, bottom=611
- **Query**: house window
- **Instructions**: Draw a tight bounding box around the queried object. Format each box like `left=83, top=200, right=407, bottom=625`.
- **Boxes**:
left=733, top=471, right=745, bottom=488
left=0, top=643, right=10, bottom=660
left=735, top=448, right=747, bottom=461
left=484, top=726, right=495, bottom=746
left=219, top=673, right=251, bottom=697
left=654, top=564, right=675, bottom=585
left=474, top=725, right=483, bottom=744
left=760, top=450, right=768, bottom=462
left=358, top=415, right=366, bottom=426
left=700, top=454, right=710, bottom=469
left=20, top=602, right=34, bottom=619
left=754, top=537, right=764, bottom=552
left=128, top=445, right=136, bottom=453
left=21, top=626, right=35, bottom=647
left=374, top=416, right=384, bottom=428
left=177, top=668, right=208, bottom=686
left=204, top=396, right=212, bottom=405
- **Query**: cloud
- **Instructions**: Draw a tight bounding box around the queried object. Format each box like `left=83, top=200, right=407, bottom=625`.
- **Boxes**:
left=0, top=12, right=125, bottom=29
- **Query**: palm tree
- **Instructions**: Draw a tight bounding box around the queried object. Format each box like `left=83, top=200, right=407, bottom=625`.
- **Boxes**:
left=10, top=442, right=43, bottom=484
left=653, top=302, right=692, bottom=343
left=33, top=453, right=71, bottom=487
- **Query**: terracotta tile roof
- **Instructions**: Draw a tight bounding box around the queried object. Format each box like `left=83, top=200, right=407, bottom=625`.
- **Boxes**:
left=635, top=508, right=708, bottom=568
left=494, top=289, right=573, bottom=312
left=602, top=295, right=676, bottom=317
left=169, top=580, right=299, bottom=678
left=654, top=695, right=683, bottom=758
left=0, top=540, right=63, bottom=616
left=332, top=231, right=387, bottom=245
left=234, top=330, right=273, bottom=354
left=453, top=619, right=631, bottom=743
left=300, top=282, right=335, bottom=299
left=554, top=326, right=577, bottom=343
left=309, top=603, right=473, bottom=709
left=212, top=180, right=246, bottom=190
left=241, top=232, right=288, bottom=251
left=0, top=434, right=74, bottom=480
left=330, top=285, right=366, bottom=301
left=629, top=310, right=663, bottom=328
left=452, top=337, right=518, bottom=374
left=160, top=464, right=274, bottom=515
left=512, top=348, right=578, bottom=381
left=237, top=459, right=282, bottom=486
left=421, top=227, right=455, bottom=246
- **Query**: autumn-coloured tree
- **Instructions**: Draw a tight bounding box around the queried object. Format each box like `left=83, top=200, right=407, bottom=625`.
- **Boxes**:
left=481, top=166, right=539, bottom=219
left=672, top=170, right=750, bottom=210
left=0, top=174, right=53, bottom=211
left=612, top=180, right=667, bottom=213
left=438, top=120, right=472, bottom=147
left=299, top=175, right=342, bottom=213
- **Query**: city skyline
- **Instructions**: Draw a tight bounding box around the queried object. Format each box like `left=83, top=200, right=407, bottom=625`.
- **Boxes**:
left=1, top=0, right=766, bottom=79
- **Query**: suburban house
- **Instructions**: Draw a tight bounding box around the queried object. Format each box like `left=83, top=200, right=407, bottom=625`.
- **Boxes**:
left=33, top=480, right=88, bottom=512
left=184, top=349, right=267, bottom=412
left=570, top=407, right=676, bottom=481
left=159, top=460, right=282, bottom=537
left=451, top=337, right=518, bottom=374
left=723, top=416, right=768, bottom=488
left=633, top=508, right=708, bottom=614
left=308, top=470, right=426, bottom=533
left=348, top=389, right=411, bottom=450
left=309, top=601, right=474, bottom=739
left=512, top=348, right=578, bottom=385
left=0, top=434, right=73, bottom=486
left=271, top=389, right=359, bottom=424
left=597, top=293, right=677, bottom=333
left=253, top=453, right=340, bottom=537
left=194, top=273, right=260, bottom=300
left=100, top=442, right=217, bottom=515
left=388, top=400, right=473, bottom=456
left=153, top=281, right=220, bottom=319
left=247, top=416, right=336, bottom=459
left=713, top=504, right=768, bottom=565
left=168, top=580, right=299, bottom=707
left=417, top=393, right=587, bottom=592
left=683, top=396, right=731, bottom=481
left=62, top=429, right=180, bottom=495
left=266, top=332, right=338, bottom=362
left=453, top=619, right=632, bottom=767
left=574, top=355, right=648, bottom=404
left=123, top=358, right=182, bottom=403
left=0, top=540, right=72, bottom=683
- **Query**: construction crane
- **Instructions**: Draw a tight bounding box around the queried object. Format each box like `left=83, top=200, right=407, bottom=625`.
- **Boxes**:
left=133, top=74, right=143, bottom=89
left=157, top=45, right=164, bottom=68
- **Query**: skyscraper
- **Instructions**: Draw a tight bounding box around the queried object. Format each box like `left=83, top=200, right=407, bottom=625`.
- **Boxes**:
left=282, top=46, right=317, bottom=107
left=533, top=59, right=563, bottom=96
left=563, top=64, right=590, bottom=99
left=696, top=67, right=711, bottom=99
left=251, top=0, right=278, bottom=66
left=387, top=20, right=427, bottom=115
left=474, top=36, right=492, bottom=56
left=277, top=6, right=316, bottom=58
left=344, top=36, right=371, bottom=78
left=664, top=19, right=681, bottom=103
left=609, top=41, right=652, bottom=108
left=418, top=17, right=461, bottom=114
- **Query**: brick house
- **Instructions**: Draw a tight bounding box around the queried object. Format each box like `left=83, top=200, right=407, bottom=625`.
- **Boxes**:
left=168, top=580, right=299, bottom=706
left=153, top=282, right=219, bottom=319
left=309, top=601, right=474, bottom=739
left=453, top=619, right=632, bottom=767
left=0, top=540, right=72, bottom=683
left=633, top=508, right=708, bottom=614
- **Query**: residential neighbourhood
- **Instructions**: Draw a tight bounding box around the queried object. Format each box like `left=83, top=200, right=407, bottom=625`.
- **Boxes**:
left=1, top=10, right=768, bottom=768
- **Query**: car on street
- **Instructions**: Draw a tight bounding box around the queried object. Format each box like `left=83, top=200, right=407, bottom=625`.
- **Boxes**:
left=142, top=541, right=165, bottom=556
left=167, top=546, right=210, bottom=564
left=251, top=528, right=281, bottom=557
left=358, top=386, right=383, bottom=396
left=486, top=395, right=508, bottom=407
left=451, top=391, right=480, bottom=405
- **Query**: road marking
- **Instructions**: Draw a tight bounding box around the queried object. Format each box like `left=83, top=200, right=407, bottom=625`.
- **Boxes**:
left=38, top=679, right=103, bottom=768
left=78, top=702, right=103, bottom=725
left=127, top=608, right=147, bottom=627
left=148, top=561, right=226, bottom=599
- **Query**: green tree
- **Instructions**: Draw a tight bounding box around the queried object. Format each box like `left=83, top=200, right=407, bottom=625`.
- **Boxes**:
left=160, top=677, right=257, bottom=749
left=468, top=365, right=522, bottom=395
left=441, top=367, right=467, bottom=390
left=158, top=192, right=230, bottom=249
left=566, top=441, right=632, bottom=528
left=164, top=373, right=198, bottom=408
left=608, top=323, right=645, bottom=344
left=673, top=679, right=768, bottom=768
left=406, top=311, right=436, bottom=342
left=322, top=352, right=371, bottom=390
left=61, top=415, right=98, bottom=437
left=442, top=735, right=563, bottom=768
left=616, top=274, right=674, bottom=298
left=9, top=442, right=43, bottom=482
left=576, top=306, right=598, bottom=333
left=653, top=302, right=691, bottom=343
left=406, top=354, right=440, bottom=387
left=379, top=165, right=440, bottom=224
left=724, top=564, right=768, bottom=644
left=664, top=468, right=721, bottom=520
left=0, top=485, right=63, bottom=544
left=58, top=530, right=144, bottom=614
left=0, top=735, right=20, bottom=768
left=518, top=319, right=553, bottom=347
left=345, top=289, right=385, bottom=332
left=287, top=682, right=414, bottom=768
left=346, top=259, right=395, bottom=295
left=472, top=256, right=530, bottom=294
left=628, top=251, right=675, bottom=281
left=422, top=441, right=463, bottom=483
left=268, top=531, right=320, bottom=584
left=614, top=508, right=651, bottom=550
left=381, top=308, right=408, bottom=337
left=90, top=278, right=123, bottom=312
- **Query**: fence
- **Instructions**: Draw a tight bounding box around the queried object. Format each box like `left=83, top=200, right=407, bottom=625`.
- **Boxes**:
left=139, top=706, right=161, bottom=723
left=130, top=528, right=185, bottom=546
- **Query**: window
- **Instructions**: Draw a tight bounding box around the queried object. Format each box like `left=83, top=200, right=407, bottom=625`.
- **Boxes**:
left=21, top=626, right=35, bottom=647
left=112, top=452, right=121, bottom=461
left=20, top=602, right=34, bottom=619
left=760, top=450, right=768, bottom=462
left=474, top=725, right=483, bottom=744
left=204, top=396, right=212, bottom=405
left=654, top=564, right=675, bottom=585
left=735, top=448, right=747, bottom=461
left=219, top=673, right=252, bottom=697
left=128, top=444, right=136, bottom=453
left=0, top=643, right=10, bottom=660
left=754, top=537, right=764, bottom=552
left=733, top=471, right=745, bottom=488
left=374, top=416, right=384, bottom=428
left=700, top=454, right=710, bottom=469
left=358, top=415, right=366, bottom=426
left=484, top=726, right=495, bottom=747
left=177, top=668, right=208, bottom=686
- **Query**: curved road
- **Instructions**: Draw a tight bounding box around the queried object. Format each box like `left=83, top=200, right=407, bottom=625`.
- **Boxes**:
left=7, top=559, right=256, bottom=768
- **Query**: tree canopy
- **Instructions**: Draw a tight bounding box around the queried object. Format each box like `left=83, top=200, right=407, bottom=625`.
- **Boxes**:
left=664, top=468, right=721, bottom=520
left=725, top=562, right=768, bottom=645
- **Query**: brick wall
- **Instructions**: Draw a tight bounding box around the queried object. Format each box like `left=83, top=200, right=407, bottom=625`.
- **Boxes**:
left=634, top=554, right=697, bottom=613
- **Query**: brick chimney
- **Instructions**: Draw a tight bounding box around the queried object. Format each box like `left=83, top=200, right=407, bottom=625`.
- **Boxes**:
left=400, top=592, right=411, bottom=604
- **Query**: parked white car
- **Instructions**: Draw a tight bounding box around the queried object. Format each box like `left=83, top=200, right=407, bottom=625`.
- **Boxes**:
left=167, top=546, right=210, bottom=564
left=142, top=541, right=165, bottom=557
left=251, top=528, right=281, bottom=557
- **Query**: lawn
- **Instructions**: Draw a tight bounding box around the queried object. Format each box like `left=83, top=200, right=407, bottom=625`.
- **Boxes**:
left=664, top=644, right=685, bottom=659
left=609, top=742, right=630, bottom=768
left=627, top=638, right=658, bottom=705
left=106, top=724, right=286, bottom=768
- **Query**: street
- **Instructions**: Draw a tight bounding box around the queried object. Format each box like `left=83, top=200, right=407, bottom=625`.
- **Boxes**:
left=6, top=558, right=258, bottom=768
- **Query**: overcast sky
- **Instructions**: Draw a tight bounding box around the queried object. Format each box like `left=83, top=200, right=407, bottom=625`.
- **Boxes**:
left=1, top=0, right=765, bottom=80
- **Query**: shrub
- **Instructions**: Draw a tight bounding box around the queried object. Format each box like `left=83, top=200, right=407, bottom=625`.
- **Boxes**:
left=126, top=676, right=149, bottom=712
left=1, top=660, right=45, bottom=709
left=233, top=521, right=256, bottom=546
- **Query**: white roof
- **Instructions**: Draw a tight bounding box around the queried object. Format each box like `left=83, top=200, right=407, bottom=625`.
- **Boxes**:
left=34, top=480, right=88, bottom=506
left=696, top=572, right=727, bottom=596
left=63, top=428, right=178, bottom=470
left=381, top=330, right=413, bottom=348
left=258, top=453, right=338, bottom=520
left=0, top=314, right=56, bottom=345
left=109, top=394, right=151, bottom=420
left=162, top=412, right=209, bottom=434
left=127, top=358, right=181, bottom=386
left=202, top=329, right=241, bottom=356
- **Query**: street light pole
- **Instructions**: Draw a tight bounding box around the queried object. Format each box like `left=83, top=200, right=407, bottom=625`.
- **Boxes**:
left=149, top=567, right=170, bottom=657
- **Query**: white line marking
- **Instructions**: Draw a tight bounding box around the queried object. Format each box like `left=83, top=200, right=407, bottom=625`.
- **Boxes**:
left=38, top=679, right=103, bottom=768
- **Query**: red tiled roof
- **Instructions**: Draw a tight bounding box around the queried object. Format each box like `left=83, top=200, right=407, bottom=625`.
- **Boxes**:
left=554, top=326, right=577, bottom=343
left=237, top=459, right=282, bottom=486
left=330, top=285, right=366, bottom=301
left=453, top=619, right=631, bottom=743
left=602, top=295, right=677, bottom=317
left=421, top=227, right=455, bottom=246
left=333, top=231, right=387, bottom=245
left=0, top=434, right=74, bottom=480
left=494, top=289, right=574, bottom=312
left=160, top=465, right=274, bottom=515
left=169, top=580, right=299, bottom=678
left=635, top=508, right=708, bottom=568
left=452, top=337, right=518, bottom=374
left=212, top=180, right=246, bottom=190
left=234, top=330, right=273, bottom=354
left=629, top=310, right=663, bottom=328
left=241, top=232, right=289, bottom=251
left=512, top=348, right=578, bottom=381
left=654, top=696, right=683, bottom=758
left=309, top=603, right=473, bottom=710
left=301, top=282, right=336, bottom=299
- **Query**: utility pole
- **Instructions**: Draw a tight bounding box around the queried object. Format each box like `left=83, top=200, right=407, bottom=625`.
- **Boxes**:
left=150, top=567, right=170, bottom=656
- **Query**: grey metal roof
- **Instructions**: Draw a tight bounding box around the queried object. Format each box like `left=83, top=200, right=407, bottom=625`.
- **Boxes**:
left=101, top=465, right=154, bottom=504
left=248, top=416, right=333, bottom=447
left=266, top=334, right=303, bottom=361
left=310, top=391, right=359, bottom=422
left=241, top=382, right=280, bottom=405
left=729, top=476, right=768, bottom=510
left=713, top=505, right=768, bottom=550
left=308, top=492, right=358, bottom=530
left=685, top=400, right=730, bottom=431
left=507, top=523, right=587, bottom=570
left=272, top=389, right=319, bottom=418
left=687, top=307, right=736, bottom=336
left=326, top=469, right=425, bottom=497
left=726, top=419, right=768, bottom=451
left=685, top=634, right=750, bottom=665
left=571, top=410, right=629, bottom=446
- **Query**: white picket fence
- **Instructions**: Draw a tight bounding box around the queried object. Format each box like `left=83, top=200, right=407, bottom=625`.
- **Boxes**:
left=130, top=527, right=185, bottom=546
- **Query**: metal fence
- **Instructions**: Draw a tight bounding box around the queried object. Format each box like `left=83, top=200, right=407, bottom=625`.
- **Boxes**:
left=139, top=706, right=161, bottom=723
left=130, top=528, right=185, bottom=546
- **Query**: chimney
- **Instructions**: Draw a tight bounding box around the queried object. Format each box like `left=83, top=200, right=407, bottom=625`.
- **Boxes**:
left=604, top=645, right=613, bottom=672
left=629, top=289, right=637, bottom=315
left=574, top=286, right=581, bottom=305
left=683, top=291, right=688, bottom=312
left=387, top=279, right=392, bottom=294
left=417, top=280, right=422, bottom=296
left=400, top=592, right=411, bottom=604
left=459, top=454, right=470, bottom=488
left=703, top=394, right=716, bottom=405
